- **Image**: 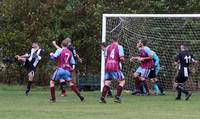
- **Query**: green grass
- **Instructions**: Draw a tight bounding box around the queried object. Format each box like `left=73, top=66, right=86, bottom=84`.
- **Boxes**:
left=0, top=86, right=200, bottom=119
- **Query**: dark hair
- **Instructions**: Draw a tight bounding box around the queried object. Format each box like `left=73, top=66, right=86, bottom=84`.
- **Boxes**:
left=112, top=34, right=119, bottom=41
left=61, top=39, right=68, bottom=47
left=180, top=44, right=188, bottom=49
left=141, top=39, right=147, bottom=46
left=31, top=36, right=38, bottom=43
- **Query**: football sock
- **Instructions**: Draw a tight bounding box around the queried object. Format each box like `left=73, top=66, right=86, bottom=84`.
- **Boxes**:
left=177, top=84, right=189, bottom=95
left=139, top=81, right=145, bottom=94
left=50, top=87, right=56, bottom=100
left=26, top=81, right=33, bottom=92
left=60, top=82, right=66, bottom=93
left=116, top=85, right=123, bottom=97
left=135, top=78, right=140, bottom=91
left=155, top=81, right=164, bottom=93
left=70, top=85, right=81, bottom=97
left=143, top=80, right=150, bottom=93
left=102, top=85, right=110, bottom=98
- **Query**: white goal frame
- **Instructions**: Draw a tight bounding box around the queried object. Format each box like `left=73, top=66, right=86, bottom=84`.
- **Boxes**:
left=101, top=14, right=200, bottom=91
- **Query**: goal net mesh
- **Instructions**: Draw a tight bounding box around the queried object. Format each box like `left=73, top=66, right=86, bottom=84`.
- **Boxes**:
left=104, top=15, right=200, bottom=91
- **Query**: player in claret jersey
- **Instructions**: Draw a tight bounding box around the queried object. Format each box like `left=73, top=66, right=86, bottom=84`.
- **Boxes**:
left=174, top=44, right=198, bottom=100
left=130, top=39, right=154, bottom=95
left=49, top=39, right=84, bottom=103
left=100, top=35, right=125, bottom=103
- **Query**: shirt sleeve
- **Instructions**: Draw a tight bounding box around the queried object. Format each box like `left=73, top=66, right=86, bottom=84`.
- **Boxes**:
left=70, top=55, right=76, bottom=65
left=53, top=49, right=62, bottom=58
left=144, top=47, right=152, bottom=56
left=118, top=45, right=124, bottom=57
left=175, top=53, right=180, bottom=62
left=191, top=54, right=196, bottom=63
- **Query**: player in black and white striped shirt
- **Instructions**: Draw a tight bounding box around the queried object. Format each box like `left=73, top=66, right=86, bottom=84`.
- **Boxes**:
left=15, top=41, right=44, bottom=95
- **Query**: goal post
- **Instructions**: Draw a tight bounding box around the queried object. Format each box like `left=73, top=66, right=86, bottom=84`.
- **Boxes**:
left=101, top=14, right=200, bottom=92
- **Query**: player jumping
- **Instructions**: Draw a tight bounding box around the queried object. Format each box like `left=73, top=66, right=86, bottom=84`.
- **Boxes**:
left=100, top=35, right=125, bottom=103
left=174, top=44, right=198, bottom=100
left=49, top=39, right=84, bottom=103
left=15, top=41, right=44, bottom=95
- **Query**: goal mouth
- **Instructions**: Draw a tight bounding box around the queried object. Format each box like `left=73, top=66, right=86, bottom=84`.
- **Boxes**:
left=101, top=14, right=200, bottom=91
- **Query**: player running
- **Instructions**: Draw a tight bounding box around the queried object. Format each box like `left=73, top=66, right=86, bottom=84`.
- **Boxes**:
left=174, top=44, right=198, bottom=100
left=15, top=41, right=44, bottom=95
left=148, top=50, right=165, bottom=95
left=130, top=39, right=154, bottom=95
left=49, top=39, right=84, bottom=103
left=100, top=35, right=125, bottom=104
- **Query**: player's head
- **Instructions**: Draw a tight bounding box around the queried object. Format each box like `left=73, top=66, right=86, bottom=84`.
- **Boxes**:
left=180, top=44, right=188, bottom=51
left=61, top=39, right=69, bottom=47
left=32, top=41, right=39, bottom=49
left=64, top=37, right=72, bottom=45
left=112, top=35, right=119, bottom=42
left=137, top=39, right=147, bottom=48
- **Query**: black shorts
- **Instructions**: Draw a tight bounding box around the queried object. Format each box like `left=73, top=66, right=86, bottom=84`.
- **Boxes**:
left=24, top=60, right=36, bottom=75
left=175, top=68, right=190, bottom=83
left=148, top=68, right=156, bottom=79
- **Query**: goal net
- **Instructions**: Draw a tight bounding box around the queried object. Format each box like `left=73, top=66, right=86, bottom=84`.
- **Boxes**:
left=101, top=14, right=200, bottom=91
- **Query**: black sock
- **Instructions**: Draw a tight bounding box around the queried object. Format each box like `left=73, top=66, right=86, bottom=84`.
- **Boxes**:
left=60, top=82, right=66, bottom=93
left=27, top=81, right=33, bottom=92
left=177, top=84, right=189, bottom=95
left=176, top=87, right=182, bottom=99
left=155, top=81, right=164, bottom=93
left=108, top=89, right=112, bottom=96
left=139, top=81, right=144, bottom=94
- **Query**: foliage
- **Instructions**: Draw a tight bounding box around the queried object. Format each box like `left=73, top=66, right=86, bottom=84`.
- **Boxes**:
left=0, top=0, right=200, bottom=85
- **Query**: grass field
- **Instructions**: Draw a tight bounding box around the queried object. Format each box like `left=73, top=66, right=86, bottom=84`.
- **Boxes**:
left=0, top=85, right=200, bottom=119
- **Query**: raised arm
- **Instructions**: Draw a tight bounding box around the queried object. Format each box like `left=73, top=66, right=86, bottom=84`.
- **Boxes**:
left=52, top=41, right=61, bottom=49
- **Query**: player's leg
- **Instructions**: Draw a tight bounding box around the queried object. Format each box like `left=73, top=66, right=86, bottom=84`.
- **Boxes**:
left=138, top=68, right=150, bottom=95
left=60, top=79, right=67, bottom=96
left=107, top=89, right=113, bottom=98
left=68, top=80, right=84, bottom=101
left=100, top=72, right=112, bottom=103
left=132, top=68, right=141, bottom=95
left=49, top=69, right=60, bottom=102
left=25, top=70, right=34, bottom=95
left=113, top=71, right=125, bottom=103
left=154, top=65, right=165, bottom=95
left=50, top=80, right=56, bottom=102
left=154, top=78, right=164, bottom=95
left=64, top=69, right=84, bottom=101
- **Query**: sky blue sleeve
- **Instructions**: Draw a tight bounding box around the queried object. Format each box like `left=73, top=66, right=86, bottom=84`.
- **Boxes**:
left=144, top=47, right=152, bottom=56
left=153, top=53, right=160, bottom=66
left=53, top=49, right=62, bottom=58
left=118, top=45, right=124, bottom=57
left=50, top=49, right=62, bottom=61
left=70, top=55, right=76, bottom=65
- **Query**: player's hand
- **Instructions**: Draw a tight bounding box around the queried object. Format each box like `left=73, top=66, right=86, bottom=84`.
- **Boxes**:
left=52, top=41, right=56, bottom=44
left=15, top=55, right=19, bottom=59
left=138, top=57, right=144, bottom=62
left=130, top=57, right=137, bottom=62
left=50, top=52, right=54, bottom=56
left=191, top=68, right=196, bottom=74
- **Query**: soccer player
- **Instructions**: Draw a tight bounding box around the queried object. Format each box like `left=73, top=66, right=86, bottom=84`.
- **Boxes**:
left=52, top=38, right=82, bottom=96
left=148, top=50, right=165, bottom=95
left=100, top=35, right=125, bottom=103
left=49, top=39, right=84, bottom=103
left=130, top=39, right=154, bottom=95
left=174, top=44, right=198, bottom=100
left=15, top=41, right=44, bottom=95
